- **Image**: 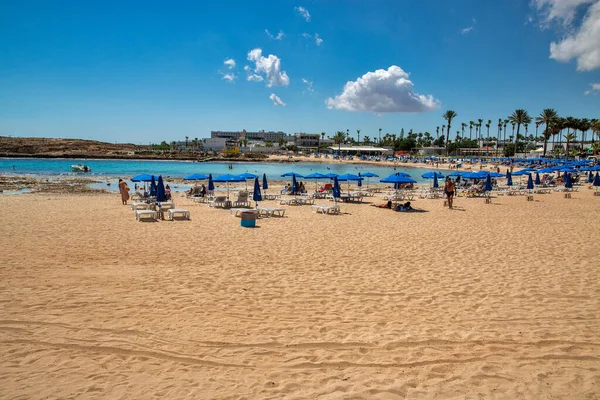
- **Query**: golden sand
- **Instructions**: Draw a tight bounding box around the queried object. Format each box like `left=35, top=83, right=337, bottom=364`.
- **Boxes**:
left=1, top=188, right=599, bottom=399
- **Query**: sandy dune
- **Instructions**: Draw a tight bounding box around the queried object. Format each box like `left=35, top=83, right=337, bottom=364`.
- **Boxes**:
left=1, top=188, right=599, bottom=399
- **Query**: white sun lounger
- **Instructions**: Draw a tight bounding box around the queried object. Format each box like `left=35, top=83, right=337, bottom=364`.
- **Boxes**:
left=258, top=207, right=286, bottom=217
left=135, top=210, right=158, bottom=221
left=230, top=208, right=259, bottom=217
left=167, top=209, right=190, bottom=220
left=131, top=202, right=152, bottom=211
left=311, top=204, right=340, bottom=215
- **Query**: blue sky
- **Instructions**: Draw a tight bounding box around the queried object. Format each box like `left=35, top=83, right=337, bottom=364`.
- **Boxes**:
left=1, top=0, right=599, bottom=144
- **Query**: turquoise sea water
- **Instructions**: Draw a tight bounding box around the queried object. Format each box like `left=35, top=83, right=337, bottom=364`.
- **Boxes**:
left=0, top=158, right=448, bottom=188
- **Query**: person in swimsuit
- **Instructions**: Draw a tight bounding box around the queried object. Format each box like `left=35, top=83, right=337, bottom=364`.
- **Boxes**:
left=118, top=179, right=130, bottom=205
left=444, top=177, right=455, bottom=209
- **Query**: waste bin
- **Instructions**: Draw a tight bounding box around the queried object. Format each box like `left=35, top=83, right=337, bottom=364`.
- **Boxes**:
left=240, top=211, right=258, bottom=228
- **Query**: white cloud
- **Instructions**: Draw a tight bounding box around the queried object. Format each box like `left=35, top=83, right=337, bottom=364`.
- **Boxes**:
left=460, top=18, right=476, bottom=34
left=534, top=0, right=600, bottom=71
left=221, top=73, right=236, bottom=83
left=325, top=66, right=440, bottom=113
left=243, top=65, right=250, bottom=72
left=584, top=82, right=600, bottom=94
left=224, top=58, right=236, bottom=69
left=302, top=33, right=323, bottom=46
left=295, top=6, right=310, bottom=22
left=247, top=48, right=290, bottom=87
left=265, top=29, right=284, bottom=40
left=301, top=78, right=314, bottom=93
left=247, top=74, right=264, bottom=82
left=269, top=93, right=286, bottom=106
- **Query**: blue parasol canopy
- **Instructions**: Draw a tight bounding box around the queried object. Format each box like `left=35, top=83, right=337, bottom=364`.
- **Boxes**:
left=527, top=173, right=534, bottom=190
left=131, top=173, right=160, bottom=182
left=433, top=173, right=439, bottom=188
left=262, top=173, right=269, bottom=190
left=564, top=172, right=573, bottom=189
left=237, top=172, right=257, bottom=180
left=537, top=167, right=555, bottom=174
left=380, top=173, right=417, bottom=184
left=594, top=172, right=600, bottom=187
left=323, top=173, right=339, bottom=178
left=422, top=171, right=445, bottom=179
left=512, top=169, right=533, bottom=176
left=292, top=173, right=299, bottom=194
left=156, top=175, right=167, bottom=202
left=208, top=174, right=215, bottom=191
left=336, top=173, right=363, bottom=181
left=360, top=172, right=379, bottom=177
left=213, top=174, right=245, bottom=182
left=184, top=173, right=210, bottom=180
left=304, top=172, right=327, bottom=179
left=150, top=176, right=157, bottom=196
left=332, top=176, right=341, bottom=199
left=535, top=172, right=541, bottom=185
left=449, top=171, right=466, bottom=177
left=463, top=171, right=489, bottom=179
left=484, top=174, right=493, bottom=192
left=506, top=171, right=513, bottom=186
left=281, top=172, right=304, bottom=178
left=252, top=177, right=262, bottom=203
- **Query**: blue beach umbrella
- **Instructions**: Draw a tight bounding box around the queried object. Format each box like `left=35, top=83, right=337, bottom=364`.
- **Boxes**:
left=208, top=174, right=215, bottom=191
left=131, top=173, right=159, bottom=182
left=150, top=176, right=157, bottom=197
left=236, top=172, right=257, bottom=191
left=360, top=172, right=379, bottom=188
left=433, top=173, right=439, bottom=188
left=564, top=172, right=573, bottom=189
left=304, top=172, right=326, bottom=191
left=323, top=173, right=339, bottom=178
left=292, top=173, right=299, bottom=194
left=587, top=170, right=594, bottom=183
left=421, top=171, right=445, bottom=179
left=184, top=173, right=210, bottom=181
left=262, top=173, right=269, bottom=190
left=281, top=172, right=304, bottom=178
left=357, top=177, right=362, bottom=187
left=332, top=176, right=341, bottom=200
left=484, top=174, right=493, bottom=192
left=252, top=177, right=262, bottom=205
left=512, top=169, right=532, bottom=176
left=538, top=167, right=555, bottom=174
left=380, top=173, right=417, bottom=184
left=156, top=175, right=167, bottom=202
left=535, top=172, right=541, bottom=185
left=593, top=172, right=600, bottom=187
left=213, top=174, right=245, bottom=198
left=527, top=173, right=534, bottom=190
left=506, top=171, right=513, bottom=186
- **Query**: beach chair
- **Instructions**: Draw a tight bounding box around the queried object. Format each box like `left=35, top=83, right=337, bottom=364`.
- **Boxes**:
left=311, top=204, right=340, bottom=215
left=232, top=191, right=251, bottom=208
left=135, top=210, right=158, bottom=222
left=208, top=196, right=228, bottom=208
left=167, top=209, right=190, bottom=220
left=258, top=207, right=286, bottom=217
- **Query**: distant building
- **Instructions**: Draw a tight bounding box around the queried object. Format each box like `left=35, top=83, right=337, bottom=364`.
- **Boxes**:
left=211, top=130, right=286, bottom=142
left=293, top=133, right=320, bottom=149
left=202, top=137, right=237, bottom=151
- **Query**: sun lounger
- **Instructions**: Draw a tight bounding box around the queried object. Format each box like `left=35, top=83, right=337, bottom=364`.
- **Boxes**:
left=258, top=207, right=286, bottom=217
left=167, top=208, right=190, bottom=220
left=208, top=196, right=229, bottom=208
left=311, top=204, right=340, bottom=215
left=135, top=210, right=158, bottom=221
left=230, top=208, right=260, bottom=217
left=131, top=202, right=152, bottom=211
left=263, top=193, right=280, bottom=200
left=232, top=191, right=251, bottom=208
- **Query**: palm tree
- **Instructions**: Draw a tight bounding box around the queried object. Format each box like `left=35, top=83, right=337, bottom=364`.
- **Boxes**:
left=363, top=136, right=371, bottom=144
left=485, top=120, right=491, bottom=151
left=185, top=136, right=189, bottom=150
left=378, top=128, right=382, bottom=144
left=321, top=132, right=325, bottom=141
left=496, top=119, right=502, bottom=156
left=356, top=129, right=361, bottom=145
left=436, top=126, right=439, bottom=141
left=461, top=122, right=467, bottom=138
left=469, top=121, right=474, bottom=140
left=536, top=109, right=558, bottom=157
left=333, top=131, right=346, bottom=153
left=443, top=110, right=457, bottom=156
left=565, top=133, right=576, bottom=159
left=507, top=109, right=532, bottom=157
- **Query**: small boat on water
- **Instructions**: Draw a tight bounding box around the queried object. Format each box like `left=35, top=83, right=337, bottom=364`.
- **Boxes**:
left=71, top=164, right=92, bottom=172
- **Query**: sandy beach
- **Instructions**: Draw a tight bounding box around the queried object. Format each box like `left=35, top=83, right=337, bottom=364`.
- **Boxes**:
left=1, top=188, right=599, bottom=399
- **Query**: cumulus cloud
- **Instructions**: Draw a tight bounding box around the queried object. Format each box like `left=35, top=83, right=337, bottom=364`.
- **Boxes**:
left=224, top=58, right=236, bottom=69
left=301, top=78, right=314, bottom=93
left=461, top=18, right=476, bottom=34
left=269, top=93, right=286, bottom=106
left=295, top=6, right=310, bottom=22
left=534, top=0, right=600, bottom=71
left=221, top=73, right=236, bottom=83
left=326, top=66, right=440, bottom=113
left=584, top=82, right=600, bottom=94
left=247, top=48, right=290, bottom=87
left=247, top=74, right=264, bottom=82
left=265, top=29, right=284, bottom=40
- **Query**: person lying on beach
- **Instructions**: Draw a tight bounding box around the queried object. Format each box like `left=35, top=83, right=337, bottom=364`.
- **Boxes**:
left=371, top=201, right=392, bottom=209
left=395, top=201, right=413, bottom=211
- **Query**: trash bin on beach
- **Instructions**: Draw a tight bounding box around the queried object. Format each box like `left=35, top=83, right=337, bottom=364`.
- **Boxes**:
left=240, top=211, right=258, bottom=228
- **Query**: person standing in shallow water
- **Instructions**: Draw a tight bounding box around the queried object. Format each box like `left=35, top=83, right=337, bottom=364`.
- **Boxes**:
left=444, top=177, right=455, bottom=210
left=118, top=179, right=130, bottom=205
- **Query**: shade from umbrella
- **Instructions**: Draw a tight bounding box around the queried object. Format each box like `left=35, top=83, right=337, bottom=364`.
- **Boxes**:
left=484, top=174, right=493, bottom=192
left=184, top=173, right=210, bottom=180
left=208, top=174, right=215, bottom=191
left=252, top=177, right=262, bottom=204
left=131, top=174, right=160, bottom=182
left=156, top=176, right=167, bottom=202
left=433, top=173, right=439, bottom=189
left=527, top=173, right=534, bottom=190
left=332, top=176, right=341, bottom=199
left=535, top=172, right=541, bottom=185
left=422, top=171, right=445, bottom=179
left=281, top=172, right=304, bottom=178
left=150, top=176, right=157, bottom=197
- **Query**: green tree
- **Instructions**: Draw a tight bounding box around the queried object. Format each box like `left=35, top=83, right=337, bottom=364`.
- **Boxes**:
left=333, top=131, right=346, bottom=153
left=535, top=109, right=559, bottom=157
left=442, top=110, right=457, bottom=156
left=565, top=133, right=577, bottom=159
left=508, top=109, right=531, bottom=157
left=277, top=137, right=286, bottom=148
left=356, top=129, right=361, bottom=145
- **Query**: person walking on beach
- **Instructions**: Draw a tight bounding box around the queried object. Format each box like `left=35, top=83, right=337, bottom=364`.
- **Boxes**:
left=118, top=179, right=130, bottom=205
left=444, top=177, right=455, bottom=210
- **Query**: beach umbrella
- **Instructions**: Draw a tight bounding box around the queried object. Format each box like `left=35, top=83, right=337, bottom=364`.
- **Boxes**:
left=357, top=177, right=362, bottom=187
left=484, top=174, right=493, bottom=192
left=587, top=170, right=594, bottom=183
left=262, top=173, right=269, bottom=195
left=449, top=171, right=466, bottom=177
left=591, top=165, right=600, bottom=171
left=281, top=172, right=304, bottom=178
left=183, top=173, right=210, bottom=181
left=150, top=176, right=157, bottom=197
left=538, top=167, right=555, bottom=174
left=527, top=173, right=534, bottom=190
left=156, top=175, right=167, bottom=202
left=433, top=173, right=439, bottom=188
left=593, top=172, right=600, bottom=189
left=360, top=172, right=379, bottom=188
left=380, top=173, right=417, bottom=184
left=337, top=173, right=363, bottom=193
left=422, top=171, right=445, bottom=179
left=236, top=172, right=257, bottom=191
left=512, top=169, right=532, bottom=176
left=208, top=173, right=215, bottom=192
left=323, top=172, right=339, bottom=179
left=535, top=172, right=541, bottom=185
left=131, top=173, right=160, bottom=182
left=332, top=176, right=341, bottom=202
left=213, top=174, right=245, bottom=198
left=564, top=172, right=573, bottom=189
left=304, top=172, right=326, bottom=192
left=252, top=176, right=262, bottom=206
left=292, top=173, right=299, bottom=194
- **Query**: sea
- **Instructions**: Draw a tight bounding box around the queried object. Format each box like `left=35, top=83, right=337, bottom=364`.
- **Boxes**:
left=0, top=158, right=447, bottom=192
